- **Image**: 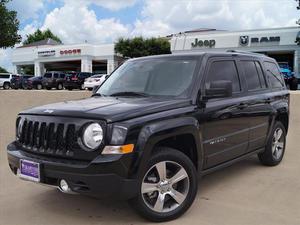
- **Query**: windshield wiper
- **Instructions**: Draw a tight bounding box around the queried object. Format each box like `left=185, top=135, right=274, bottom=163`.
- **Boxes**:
left=109, top=91, right=149, bottom=97
left=91, top=93, right=105, bottom=97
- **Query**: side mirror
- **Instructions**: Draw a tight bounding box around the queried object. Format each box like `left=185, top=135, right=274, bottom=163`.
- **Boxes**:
left=205, top=80, right=233, bottom=99
left=92, top=85, right=100, bottom=94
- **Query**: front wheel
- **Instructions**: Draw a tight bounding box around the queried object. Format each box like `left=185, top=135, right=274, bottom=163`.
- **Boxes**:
left=129, top=148, right=198, bottom=222
left=36, top=84, right=42, bottom=90
left=258, top=121, right=286, bottom=166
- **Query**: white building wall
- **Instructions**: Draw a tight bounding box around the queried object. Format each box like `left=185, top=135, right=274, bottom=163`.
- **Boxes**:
left=12, top=43, right=118, bottom=76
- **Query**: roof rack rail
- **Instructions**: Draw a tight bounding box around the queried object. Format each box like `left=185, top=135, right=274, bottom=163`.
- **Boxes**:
left=226, top=50, right=265, bottom=56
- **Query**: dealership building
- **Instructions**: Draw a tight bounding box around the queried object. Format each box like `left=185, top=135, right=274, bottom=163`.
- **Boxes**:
left=11, top=39, right=124, bottom=76
left=12, top=26, right=300, bottom=77
left=170, top=26, right=300, bottom=76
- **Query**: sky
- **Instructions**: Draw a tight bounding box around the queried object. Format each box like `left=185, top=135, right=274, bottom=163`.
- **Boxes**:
left=0, top=0, right=299, bottom=71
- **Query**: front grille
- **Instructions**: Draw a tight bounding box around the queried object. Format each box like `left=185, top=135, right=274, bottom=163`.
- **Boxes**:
left=16, top=115, right=106, bottom=160
left=18, top=119, right=76, bottom=157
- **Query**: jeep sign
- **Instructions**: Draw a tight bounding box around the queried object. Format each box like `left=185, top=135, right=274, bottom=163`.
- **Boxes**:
left=191, top=38, right=216, bottom=48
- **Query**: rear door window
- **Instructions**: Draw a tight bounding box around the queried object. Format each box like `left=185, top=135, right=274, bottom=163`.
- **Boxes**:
left=206, top=60, right=241, bottom=93
left=255, top=62, right=267, bottom=88
left=54, top=73, right=59, bottom=78
left=264, top=62, right=284, bottom=88
left=242, top=61, right=266, bottom=91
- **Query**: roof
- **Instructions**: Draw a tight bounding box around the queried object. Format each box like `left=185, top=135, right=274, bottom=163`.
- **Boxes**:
left=18, top=38, right=62, bottom=48
left=129, top=51, right=273, bottom=61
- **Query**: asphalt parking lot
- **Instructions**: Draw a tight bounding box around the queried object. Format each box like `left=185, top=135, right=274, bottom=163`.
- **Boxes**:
left=0, top=90, right=300, bottom=225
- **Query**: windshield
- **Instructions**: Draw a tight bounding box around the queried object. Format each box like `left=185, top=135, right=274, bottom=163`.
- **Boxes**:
left=97, top=58, right=198, bottom=97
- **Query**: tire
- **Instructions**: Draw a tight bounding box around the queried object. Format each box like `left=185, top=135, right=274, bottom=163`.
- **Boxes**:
left=258, top=121, right=286, bottom=166
left=290, top=78, right=298, bottom=90
left=88, top=88, right=93, bottom=91
left=36, top=84, right=42, bottom=90
left=67, top=87, right=73, bottom=91
left=3, top=82, right=10, bottom=90
left=129, top=147, right=198, bottom=222
left=57, top=83, right=63, bottom=90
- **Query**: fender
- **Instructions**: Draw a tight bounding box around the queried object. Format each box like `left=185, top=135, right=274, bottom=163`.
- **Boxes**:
left=130, top=117, right=204, bottom=179
left=265, top=93, right=289, bottom=145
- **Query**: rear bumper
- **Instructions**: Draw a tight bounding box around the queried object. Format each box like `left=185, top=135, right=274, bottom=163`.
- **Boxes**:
left=7, top=142, right=139, bottom=199
left=64, top=81, right=81, bottom=89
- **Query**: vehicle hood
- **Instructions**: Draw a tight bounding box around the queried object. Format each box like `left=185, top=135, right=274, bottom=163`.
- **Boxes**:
left=20, top=96, right=192, bottom=122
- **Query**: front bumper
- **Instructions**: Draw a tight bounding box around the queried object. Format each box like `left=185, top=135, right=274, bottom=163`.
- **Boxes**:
left=7, top=142, right=138, bottom=199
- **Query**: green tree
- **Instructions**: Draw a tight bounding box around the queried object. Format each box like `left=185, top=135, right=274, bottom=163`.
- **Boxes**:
left=0, top=0, right=21, bottom=48
left=23, top=28, right=62, bottom=45
left=0, top=66, right=8, bottom=73
left=115, top=37, right=171, bottom=58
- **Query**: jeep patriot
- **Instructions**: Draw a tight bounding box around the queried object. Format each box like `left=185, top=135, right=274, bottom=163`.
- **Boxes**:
left=7, top=52, right=289, bottom=221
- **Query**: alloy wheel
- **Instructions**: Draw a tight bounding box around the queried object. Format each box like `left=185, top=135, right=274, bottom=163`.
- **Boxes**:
left=272, top=128, right=284, bottom=160
left=141, top=161, right=190, bottom=213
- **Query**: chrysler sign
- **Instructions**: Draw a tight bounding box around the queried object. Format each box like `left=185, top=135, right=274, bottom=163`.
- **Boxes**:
left=38, top=50, right=55, bottom=57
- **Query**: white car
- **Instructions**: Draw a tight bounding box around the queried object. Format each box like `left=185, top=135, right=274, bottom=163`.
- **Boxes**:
left=84, top=74, right=108, bottom=90
left=0, top=73, right=18, bottom=90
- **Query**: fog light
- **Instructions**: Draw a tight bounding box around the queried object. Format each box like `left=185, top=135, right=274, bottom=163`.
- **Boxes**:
left=60, top=179, right=70, bottom=192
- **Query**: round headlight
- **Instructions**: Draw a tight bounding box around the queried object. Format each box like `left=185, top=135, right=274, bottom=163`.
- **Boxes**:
left=82, top=123, right=103, bottom=150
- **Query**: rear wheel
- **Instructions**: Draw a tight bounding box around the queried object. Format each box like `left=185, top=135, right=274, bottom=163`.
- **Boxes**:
left=129, top=148, right=198, bottom=222
left=258, top=121, right=286, bottom=166
left=3, top=82, right=10, bottom=90
left=57, top=83, right=63, bottom=90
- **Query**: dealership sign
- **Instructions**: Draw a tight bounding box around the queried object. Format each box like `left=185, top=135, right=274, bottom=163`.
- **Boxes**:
left=191, top=38, right=216, bottom=48
left=60, top=49, right=81, bottom=55
left=239, top=35, right=280, bottom=46
left=38, top=50, right=55, bottom=57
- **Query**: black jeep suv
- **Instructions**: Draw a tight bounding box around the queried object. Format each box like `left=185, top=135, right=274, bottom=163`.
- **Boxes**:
left=7, top=52, right=289, bottom=222
left=64, top=72, right=92, bottom=90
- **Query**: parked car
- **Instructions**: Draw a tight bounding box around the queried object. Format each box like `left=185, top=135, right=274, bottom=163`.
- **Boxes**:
left=42, top=71, right=66, bottom=90
left=10, top=75, right=33, bottom=89
left=24, top=76, right=43, bottom=90
left=83, top=74, right=107, bottom=90
left=7, top=52, right=289, bottom=222
left=0, top=73, right=18, bottom=89
left=64, top=72, right=92, bottom=90
left=278, top=62, right=298, bottom=90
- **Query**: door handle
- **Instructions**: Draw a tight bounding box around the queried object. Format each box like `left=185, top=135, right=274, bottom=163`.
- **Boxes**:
left=265, top=98, right=272, bottom=104
left=237, top=102, right=248, bottom=109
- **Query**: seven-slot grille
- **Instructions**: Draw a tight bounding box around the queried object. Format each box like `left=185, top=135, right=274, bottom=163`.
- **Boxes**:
left=17, top=118, right=77, bottom=157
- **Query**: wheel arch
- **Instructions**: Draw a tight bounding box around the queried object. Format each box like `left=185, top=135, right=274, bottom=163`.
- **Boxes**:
left=131, top=117, right=203, bottom=179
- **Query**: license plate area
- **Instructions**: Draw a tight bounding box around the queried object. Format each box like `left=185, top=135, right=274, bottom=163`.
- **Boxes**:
left=18, top=159, right=40, bottom=182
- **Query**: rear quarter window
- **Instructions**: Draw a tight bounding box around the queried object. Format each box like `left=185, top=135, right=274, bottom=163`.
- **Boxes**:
left=264, top=61, right=284, bottom=89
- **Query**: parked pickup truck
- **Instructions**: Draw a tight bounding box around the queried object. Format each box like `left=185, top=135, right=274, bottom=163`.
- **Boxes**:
left=7, top=52, right=289, bottom=222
